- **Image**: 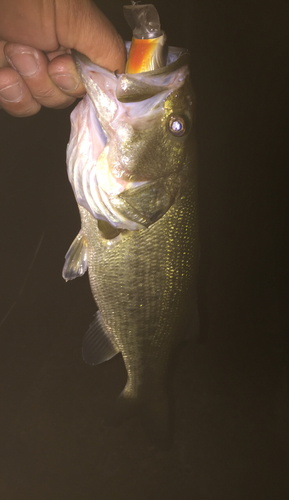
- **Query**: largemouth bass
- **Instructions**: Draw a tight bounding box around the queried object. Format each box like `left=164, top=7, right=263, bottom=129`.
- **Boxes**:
left=63, top=4, right=198, bottom=445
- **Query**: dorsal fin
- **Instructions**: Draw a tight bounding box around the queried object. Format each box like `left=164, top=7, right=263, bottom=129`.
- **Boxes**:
left=62, top=231, right=88, bottom=281
left=82, top=311, right=119, bottom=365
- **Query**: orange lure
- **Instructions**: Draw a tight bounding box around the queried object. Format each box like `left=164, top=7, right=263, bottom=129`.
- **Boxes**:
left=126, top=35, right=166, bottom=74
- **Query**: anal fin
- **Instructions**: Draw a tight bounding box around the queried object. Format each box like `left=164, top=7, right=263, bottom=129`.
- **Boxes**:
left=82, top=311, right=119, bottom=365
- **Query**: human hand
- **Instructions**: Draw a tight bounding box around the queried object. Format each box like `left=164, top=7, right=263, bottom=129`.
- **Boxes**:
left=0, top=0, right=126, bottom=117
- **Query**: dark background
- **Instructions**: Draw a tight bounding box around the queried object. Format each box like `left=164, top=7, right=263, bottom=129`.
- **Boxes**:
left=0, top=0, right=288, bottom=498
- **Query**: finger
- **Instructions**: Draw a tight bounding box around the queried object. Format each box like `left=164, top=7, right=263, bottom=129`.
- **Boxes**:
left=0, top=40, right=9, bottom=67
left=47, top=53, right=86, bottom=97
left=46, top=46, right=71, bottom=62
left=0, top=66, right=40, bottom=116
left=1, top=1, right=126, bottom=74
left=55, top=0, right=126, bottom=73
left=4, top=43, right=77, bottom=109
left=0, top=40, right=8, bottom=110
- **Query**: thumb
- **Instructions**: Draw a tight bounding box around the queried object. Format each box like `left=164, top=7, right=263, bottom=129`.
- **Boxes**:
left=55, top=0, right=126, bottom=73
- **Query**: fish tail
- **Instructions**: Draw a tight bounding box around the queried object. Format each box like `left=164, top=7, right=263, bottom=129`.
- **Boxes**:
left=114, top=382, right=172, bottom=449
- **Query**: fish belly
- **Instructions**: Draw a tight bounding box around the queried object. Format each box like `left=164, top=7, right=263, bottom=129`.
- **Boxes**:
left=78, top=186, right=198, bottom=401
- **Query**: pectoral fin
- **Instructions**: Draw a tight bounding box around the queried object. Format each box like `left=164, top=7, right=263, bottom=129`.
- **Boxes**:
left=62, top=231, right=88, bottom=281
left=82, top=311, right=119, bottom=365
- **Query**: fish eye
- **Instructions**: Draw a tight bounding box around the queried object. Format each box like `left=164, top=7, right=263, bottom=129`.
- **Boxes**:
left=168, top=116, right=186, bottom=137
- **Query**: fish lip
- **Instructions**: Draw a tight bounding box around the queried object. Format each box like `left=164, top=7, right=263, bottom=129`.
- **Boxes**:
left=72, top=43, right=190, bottom=79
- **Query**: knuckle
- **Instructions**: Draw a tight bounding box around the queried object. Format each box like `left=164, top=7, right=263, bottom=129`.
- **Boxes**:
left=0, top=66, right=20, bottom=87
left=32, top=86, right=75, bottom=108
left=33, top=86, right=56, bottom=100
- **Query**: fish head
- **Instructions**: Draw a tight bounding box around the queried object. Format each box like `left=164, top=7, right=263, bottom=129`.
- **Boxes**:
left=109, top=74, right=195, bottom=184
left=74, top=46, right=194, bottom=183
left=68, top=46, right=195, bottom=229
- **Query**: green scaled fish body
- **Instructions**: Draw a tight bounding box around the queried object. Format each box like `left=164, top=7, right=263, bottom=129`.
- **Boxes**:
left=63, top=31, right=198, bottom=442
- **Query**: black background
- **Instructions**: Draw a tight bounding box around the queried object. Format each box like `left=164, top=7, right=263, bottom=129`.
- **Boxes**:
left=0, top=1, right=288, bottom=498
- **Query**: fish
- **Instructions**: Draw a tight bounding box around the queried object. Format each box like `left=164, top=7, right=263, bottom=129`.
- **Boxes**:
left=63, top=4, right=198, bottom=445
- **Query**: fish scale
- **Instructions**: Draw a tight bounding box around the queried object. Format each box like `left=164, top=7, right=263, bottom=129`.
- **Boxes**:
left=79, top=182, right=198, bottom=398
left=63, top=4, right=198, bottom=444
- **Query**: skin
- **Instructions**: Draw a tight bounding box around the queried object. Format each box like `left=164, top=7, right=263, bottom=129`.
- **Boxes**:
left=0, top=0, right=126, bottom=117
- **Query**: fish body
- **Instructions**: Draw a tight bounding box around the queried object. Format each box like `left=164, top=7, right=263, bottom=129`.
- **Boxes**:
left=63, top=15, right=198, bottom=443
